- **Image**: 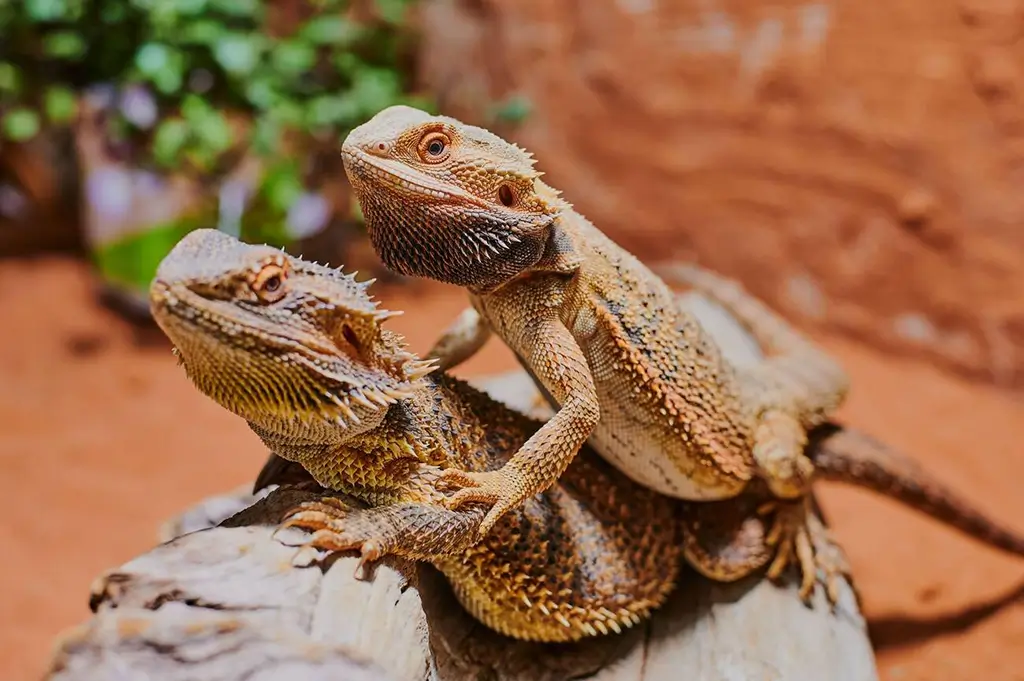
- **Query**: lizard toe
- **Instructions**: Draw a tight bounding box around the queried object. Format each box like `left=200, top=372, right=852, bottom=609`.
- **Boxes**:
left=435, top=467, right=485, bottom=492
left=478, top=498, right=518, bottom=536
left=307, top=528, right=362, bottom=554
left=762, top=498, right=854, bottom=608
left=442, top=485, right=500, bottom=511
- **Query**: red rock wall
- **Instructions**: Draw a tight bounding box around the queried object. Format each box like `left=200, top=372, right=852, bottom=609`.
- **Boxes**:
left=416, top=0, right=1024, bottom=389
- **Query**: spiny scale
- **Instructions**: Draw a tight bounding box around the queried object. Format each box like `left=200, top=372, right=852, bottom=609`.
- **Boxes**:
left=158, top=210, right=682, bottom=645
left=406, top=358, right=439, bottom=381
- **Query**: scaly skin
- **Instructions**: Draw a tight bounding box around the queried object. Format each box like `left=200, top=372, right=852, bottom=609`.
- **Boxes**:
left=341, top=105, right=1024, bottom=605
left=151, top=230, right=1024, bottom=618
left=341, top=105, right=850, bottom=602
left=148, top=228, right=689, bottom=642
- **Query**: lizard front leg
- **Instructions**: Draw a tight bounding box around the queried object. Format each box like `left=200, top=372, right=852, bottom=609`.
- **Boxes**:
left=278, top=496, right=487, bottom=575
left=425, top=306, right=492, bottom=371
left=438, top=314, right=601, bottom=535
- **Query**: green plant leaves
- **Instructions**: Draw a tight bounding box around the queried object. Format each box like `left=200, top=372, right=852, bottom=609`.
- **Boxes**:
left=171, top=0, right=208, bottom=15
left=2, top=109, right=41, bottom=141
left=374, top=0, right=410, bottom=25
left=251, top=116, right=281, bottom=155
left=135, top=43, right=172, bottom=73
left=299, top=16, right=361, bottom=46
left=492, top=95, right=532, bottom=124
left=43, top=31, right=87, bottom=59
left=44, top=86, right=78, bottom=122
left=0, top=0, right=434, bottom=221
left=213, top=33, right=263, bottom=76
left=271, top=40, right=316, bottom=77
left=181, top=94, right=232, bottom=166
left=179, top=19, right=224, bottom=45
left=305, top=94, right=357, bottom=129
left=262, top=161, right=304, bottom=214
left=152, top=118, right=189, bottom=167
left=25, top=0, right=82, bottom=21
left=135, top=43, right=186, bottom=93
left=349, top=67, right=401, bottom=118
left=0, top=63, right=20, bottom=95
left=208, top=0, right=261, bottom=18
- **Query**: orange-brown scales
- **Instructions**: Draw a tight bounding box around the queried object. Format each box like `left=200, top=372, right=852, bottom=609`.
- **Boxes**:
left=341, top=105, right=853, bottom=602
left=149, top=228, right=686, bottom=642
left=342, top=106, right=1024, bottom=605
left=150, top=229, right=1024, bottom=632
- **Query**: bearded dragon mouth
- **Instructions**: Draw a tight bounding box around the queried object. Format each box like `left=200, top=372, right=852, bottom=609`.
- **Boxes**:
left=341, top=147, right=491, bottom=208
left=150, top=280, right=325, bottom=353
left=149, top=278, right=433, bottom=430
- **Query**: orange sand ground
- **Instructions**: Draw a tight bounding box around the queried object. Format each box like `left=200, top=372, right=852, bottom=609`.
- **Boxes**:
left=1, top=256, right=1022, bottom=681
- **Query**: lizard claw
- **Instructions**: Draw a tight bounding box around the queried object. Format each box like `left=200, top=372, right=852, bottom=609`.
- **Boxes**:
left=436, top=468, right=519, bottom=535
left=758, top=498, right=852, bottom=607
left=277, top=500, right=387, bottom=576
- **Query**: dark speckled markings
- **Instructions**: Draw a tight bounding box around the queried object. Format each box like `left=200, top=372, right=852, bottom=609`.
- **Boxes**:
left=150, top=228, right=688, bottom=642
left=156, top=228, right=1024, bottom=630
left=340, top=105, right=1024, bottom=607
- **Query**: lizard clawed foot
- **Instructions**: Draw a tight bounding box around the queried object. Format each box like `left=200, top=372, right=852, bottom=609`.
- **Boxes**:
left=758, top=498, right=852, bottom=607
left=435, top=468, right=520, bottom=535
left=277, top=499, right=385, bottom=579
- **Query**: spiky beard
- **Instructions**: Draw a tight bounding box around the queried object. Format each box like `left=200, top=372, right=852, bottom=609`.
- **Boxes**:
left=360, top=194, right=552, bottom=291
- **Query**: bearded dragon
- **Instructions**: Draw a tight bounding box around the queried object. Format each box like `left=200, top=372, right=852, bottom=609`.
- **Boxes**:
left=152, top=229, right=1024, bottom=621
left=149, top=228, right=696, bottom=642
left=340, top=105, right=1024, bottom=603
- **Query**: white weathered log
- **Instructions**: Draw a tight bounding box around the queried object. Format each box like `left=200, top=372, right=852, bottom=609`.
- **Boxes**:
left=44, top=291, right=880, bottom=681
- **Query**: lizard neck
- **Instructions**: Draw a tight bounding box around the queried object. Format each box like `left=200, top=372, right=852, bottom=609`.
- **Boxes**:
left=248, top=386, right=444, bottom=502
left=466, top=212, right=587, bottom=296
left=251, top=373, right=533, bottom=503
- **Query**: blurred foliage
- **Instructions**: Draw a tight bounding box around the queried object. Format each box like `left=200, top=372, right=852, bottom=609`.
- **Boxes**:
left=490, top=94, right=532, bottom=126
left=0, top=0, right=431, bottom=202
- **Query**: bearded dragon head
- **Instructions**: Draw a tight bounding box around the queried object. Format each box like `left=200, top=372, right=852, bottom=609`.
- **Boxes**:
left=342, top=105, right=569, bottom=291
left=149, top=228, right=435, bottom=442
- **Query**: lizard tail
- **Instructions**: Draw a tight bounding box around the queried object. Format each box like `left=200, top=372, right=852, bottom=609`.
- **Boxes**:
left=810, top=423, right=1024, bottom=557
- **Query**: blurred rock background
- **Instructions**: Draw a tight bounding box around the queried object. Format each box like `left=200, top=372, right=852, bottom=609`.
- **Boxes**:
left=2, top=1, right=1023, bottom=680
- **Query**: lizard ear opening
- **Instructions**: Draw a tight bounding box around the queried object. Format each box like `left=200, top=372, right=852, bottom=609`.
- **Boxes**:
left=497, top=184, right=516, bottom=207
left=339, top=323, right=362, bottom=356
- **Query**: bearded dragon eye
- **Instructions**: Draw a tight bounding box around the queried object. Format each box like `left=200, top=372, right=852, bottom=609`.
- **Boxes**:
left=251, top=262, right=288, bottom=303
left=419, top=132, right=450, bottom=162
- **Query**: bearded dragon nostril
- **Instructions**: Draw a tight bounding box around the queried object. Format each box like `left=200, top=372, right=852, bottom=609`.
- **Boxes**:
left=363, top=140, right=391, bottom=158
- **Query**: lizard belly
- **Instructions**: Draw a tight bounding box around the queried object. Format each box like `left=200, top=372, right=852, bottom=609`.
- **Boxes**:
left=570, top=288, right=751, bottom=502
left=505, top=344, right=737, bottom=499
left=587, top=401, right=744, bottom=500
